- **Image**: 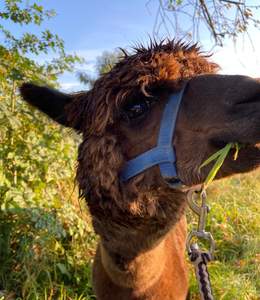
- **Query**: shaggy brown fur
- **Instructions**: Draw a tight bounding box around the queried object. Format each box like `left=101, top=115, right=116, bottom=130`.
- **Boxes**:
left=69, top=41, right=218, bottom=211
left=20, top=40, right=260, bottom=300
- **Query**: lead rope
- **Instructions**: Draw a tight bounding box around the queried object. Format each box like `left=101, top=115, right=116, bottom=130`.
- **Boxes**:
left=186, top=188, right=215, bottom=300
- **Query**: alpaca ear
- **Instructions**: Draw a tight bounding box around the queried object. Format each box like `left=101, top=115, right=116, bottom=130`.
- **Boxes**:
left=20, top=83, right=77, bottom=129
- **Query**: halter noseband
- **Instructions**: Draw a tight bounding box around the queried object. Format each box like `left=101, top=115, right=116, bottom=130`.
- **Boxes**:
left=120, top=84, right=187, bottom=188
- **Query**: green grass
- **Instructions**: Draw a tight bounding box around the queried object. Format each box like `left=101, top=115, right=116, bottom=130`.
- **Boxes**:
left=0, top=170, right=259, bottom=299
left=188, top=170, right=260, bottom=300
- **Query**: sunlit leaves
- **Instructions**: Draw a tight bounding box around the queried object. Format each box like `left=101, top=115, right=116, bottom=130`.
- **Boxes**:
left=0, top=0, right=55, bottom=25
left=0, top=3, right=91, bottom=297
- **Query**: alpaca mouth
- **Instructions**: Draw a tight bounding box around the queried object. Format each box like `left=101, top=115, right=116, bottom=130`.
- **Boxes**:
left=212, top=140, right=260, bottom=167
left=240, top=143, right=260, bottom=149
left=252, top=143, right=260, bottom=156
left=234, top=143, right=260, bottom=154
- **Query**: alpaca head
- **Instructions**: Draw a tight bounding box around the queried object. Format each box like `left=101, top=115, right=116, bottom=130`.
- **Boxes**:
left=20, top=41, right=260, bottom=217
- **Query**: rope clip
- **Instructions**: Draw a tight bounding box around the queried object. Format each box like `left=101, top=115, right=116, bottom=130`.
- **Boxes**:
left=186, top=188, right=215, bottom=259
left=186, top=188, right=216, bottom=299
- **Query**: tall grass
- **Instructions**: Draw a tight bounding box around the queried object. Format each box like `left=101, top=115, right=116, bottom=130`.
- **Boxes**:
left=188, top=170, right=260, bottom=299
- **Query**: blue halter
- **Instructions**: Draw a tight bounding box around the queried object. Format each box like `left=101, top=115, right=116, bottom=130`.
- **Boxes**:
left=120, top=85, right=187, bottom=188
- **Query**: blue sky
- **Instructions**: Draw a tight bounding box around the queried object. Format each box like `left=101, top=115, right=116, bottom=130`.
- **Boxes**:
left=3, top=0, right=260, bottom=90
left=36, top=0, right=171, bottom=90
left=37, top=1, right=158, bottom=49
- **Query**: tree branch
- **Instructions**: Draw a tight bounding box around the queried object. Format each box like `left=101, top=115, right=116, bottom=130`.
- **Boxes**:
left=198, top=0, right=221, bottom=44
left=219, top=0, right=244, bottom=5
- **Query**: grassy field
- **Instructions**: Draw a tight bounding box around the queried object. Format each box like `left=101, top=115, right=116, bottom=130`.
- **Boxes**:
left=0, top=169, right=259, bottom=300
left=188, top=170, right=260, bottom=299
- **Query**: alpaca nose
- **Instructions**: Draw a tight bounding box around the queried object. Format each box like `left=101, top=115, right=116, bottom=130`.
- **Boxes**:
left=231, top=76, right=260, bottom=105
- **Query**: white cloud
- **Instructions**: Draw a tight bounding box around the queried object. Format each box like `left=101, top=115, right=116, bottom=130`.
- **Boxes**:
left=210, top=37, right=260, bottom=77
left=73, top=48, right=106, bottom=61
left=60, top=81, right=84, bottom=92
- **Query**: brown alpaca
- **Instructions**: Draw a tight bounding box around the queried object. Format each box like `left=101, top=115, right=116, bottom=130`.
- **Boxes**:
left=20, top=40, right=260, bottom=300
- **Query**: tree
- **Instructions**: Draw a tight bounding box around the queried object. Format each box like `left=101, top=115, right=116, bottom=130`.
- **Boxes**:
left=0, top=3, right=86, bottom=297
left=0, top=1, right=82, bottom=86
left=0, top=0, right=82, bottom=208
left=152, top=0, right=260, bottom=46
left=77, top=49, right=123, bottom=88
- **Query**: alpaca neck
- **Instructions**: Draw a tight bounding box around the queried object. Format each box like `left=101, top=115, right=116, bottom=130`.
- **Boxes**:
left=90, top=191, right=188, bottom=299
left=92, top=216, right=189, bottom=300
left=100, top=237, right=167, bottom=292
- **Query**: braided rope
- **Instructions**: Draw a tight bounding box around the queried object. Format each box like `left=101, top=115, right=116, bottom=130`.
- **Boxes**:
left=189, top=247, right=214, bottom=300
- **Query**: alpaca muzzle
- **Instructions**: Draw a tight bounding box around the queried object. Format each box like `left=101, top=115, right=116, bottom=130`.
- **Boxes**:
left=120, top=83, right=188, bottom=188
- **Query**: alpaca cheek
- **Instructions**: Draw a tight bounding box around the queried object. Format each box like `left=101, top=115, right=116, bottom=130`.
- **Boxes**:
left=77, top=135, right=124, bottom=205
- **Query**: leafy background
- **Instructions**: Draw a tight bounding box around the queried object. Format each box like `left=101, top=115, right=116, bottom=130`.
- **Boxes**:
left=0, top=1, right=259, bottom=299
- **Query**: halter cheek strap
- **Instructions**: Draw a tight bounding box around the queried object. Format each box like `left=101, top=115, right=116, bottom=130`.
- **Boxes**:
left=120, top=85, right=187, bottom=187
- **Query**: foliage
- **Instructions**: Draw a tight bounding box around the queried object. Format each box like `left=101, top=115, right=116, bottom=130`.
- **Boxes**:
left=0, top=0, right=81, bottom=207
left=0, top=1, right=95, bottom=299
left=0, top=204, right=96, bottom=299
left=153, top=0, right=260, bottom=46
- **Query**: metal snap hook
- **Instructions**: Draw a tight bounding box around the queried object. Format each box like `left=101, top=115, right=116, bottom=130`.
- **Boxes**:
left=186, top=188, right=215, bottom=258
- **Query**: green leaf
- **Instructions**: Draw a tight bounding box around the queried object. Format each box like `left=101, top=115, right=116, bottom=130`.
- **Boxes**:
left=200, top=142, right=242, bottom=187
left=203, top=143, right=233, bottom=187
left=233, top=142, right=241, bottom=160
left=57, top=263, right=71, bottom=278
left=199, top=147, right=228, bottom=170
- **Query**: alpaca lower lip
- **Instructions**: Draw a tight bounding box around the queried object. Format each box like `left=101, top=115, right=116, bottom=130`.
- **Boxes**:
left=241, top=143, right=260, bottom=151
left=240, top=144, right=260, bottom=159
left=244, top=143, right=260, bottom=149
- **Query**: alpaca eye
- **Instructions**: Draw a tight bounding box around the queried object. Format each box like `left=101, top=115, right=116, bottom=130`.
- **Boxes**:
left=122, top=100, right=151, bottom=121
